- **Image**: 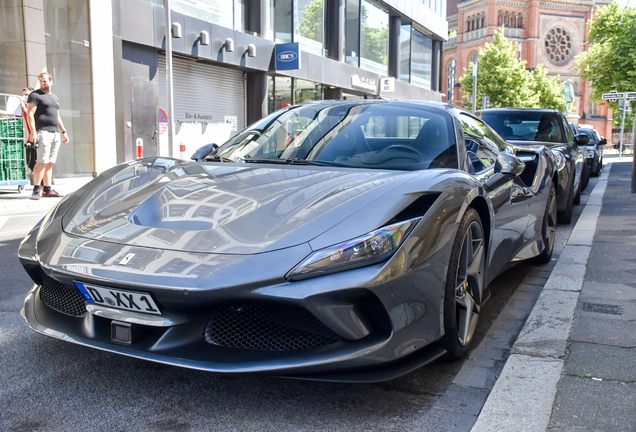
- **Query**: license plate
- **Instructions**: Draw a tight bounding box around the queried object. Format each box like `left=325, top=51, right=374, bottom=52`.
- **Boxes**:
left=74, top=282, right=161, bottom=315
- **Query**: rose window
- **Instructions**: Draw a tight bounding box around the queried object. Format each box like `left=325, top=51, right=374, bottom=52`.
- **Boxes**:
left=544, top=27, right=575, bottom=66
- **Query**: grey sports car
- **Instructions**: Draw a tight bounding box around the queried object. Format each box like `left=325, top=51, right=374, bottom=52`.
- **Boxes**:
left=19, top=101, right=556, bottom=382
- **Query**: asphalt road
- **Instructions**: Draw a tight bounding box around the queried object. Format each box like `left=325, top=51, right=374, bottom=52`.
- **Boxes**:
left=0, top=179, right=592, bottom=432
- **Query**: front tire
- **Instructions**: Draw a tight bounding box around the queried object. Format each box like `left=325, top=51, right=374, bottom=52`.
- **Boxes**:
left=439, top=208, right=486, bottom=360
left=534, top=182, right=557, bottom=264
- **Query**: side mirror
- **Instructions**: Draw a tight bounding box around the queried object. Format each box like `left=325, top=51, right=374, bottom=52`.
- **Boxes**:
left=191, top=143, right=219, bottom=161
left=495, top=152, right=525, bottom=176
left=574, top=133, right=590, bottom=146
left=599, top=138, right=607, bottom=146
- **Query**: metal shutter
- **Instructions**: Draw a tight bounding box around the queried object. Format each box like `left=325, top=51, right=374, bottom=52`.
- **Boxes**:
left=158, top=55, right=245, bottom=132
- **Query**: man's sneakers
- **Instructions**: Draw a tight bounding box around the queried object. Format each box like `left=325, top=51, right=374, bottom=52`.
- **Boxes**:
left=41, top=189, right=63, bottom=198
left=30, top=188, right=63, bottom=200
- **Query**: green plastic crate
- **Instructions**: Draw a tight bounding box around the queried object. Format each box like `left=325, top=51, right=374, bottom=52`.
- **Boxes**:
left=1, top=118, right=23, bottom=138
left=4, top=159, right=26, bottom=181
left=1, top=139, right=25, bottom=161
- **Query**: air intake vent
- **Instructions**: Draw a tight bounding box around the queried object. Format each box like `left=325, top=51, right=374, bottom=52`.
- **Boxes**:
left=204, top=302, right=340, bottom=351
left=39, top=273, right=87, bottom=317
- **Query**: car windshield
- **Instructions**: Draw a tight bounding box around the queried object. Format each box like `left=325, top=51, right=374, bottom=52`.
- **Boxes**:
left=481, top=111, right=563, bottom=143
left=578, top=129, right=597, bottom=144
left=208, top=102, right=458, bottom=171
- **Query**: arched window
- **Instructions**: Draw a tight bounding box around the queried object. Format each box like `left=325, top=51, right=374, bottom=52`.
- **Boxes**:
left=447, top=59, right=457, bottom=102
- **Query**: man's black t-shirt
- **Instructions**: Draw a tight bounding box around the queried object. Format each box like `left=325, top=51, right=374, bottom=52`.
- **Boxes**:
left=27, top=89, right=60, bottom=132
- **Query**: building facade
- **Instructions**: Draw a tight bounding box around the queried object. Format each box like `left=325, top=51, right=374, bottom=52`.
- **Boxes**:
left=442, top=0, right=613, bottom=138
left=0, top=0, right=448, bottom=177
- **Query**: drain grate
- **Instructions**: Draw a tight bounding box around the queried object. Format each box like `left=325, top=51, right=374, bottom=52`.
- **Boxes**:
left=581, top=303, right=622, bottom=315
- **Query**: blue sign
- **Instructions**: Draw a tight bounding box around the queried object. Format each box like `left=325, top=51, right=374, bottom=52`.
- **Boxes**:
left=275, top=43, right=301, bottom=71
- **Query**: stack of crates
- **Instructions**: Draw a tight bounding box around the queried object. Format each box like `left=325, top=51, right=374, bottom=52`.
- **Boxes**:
left=1, top=118, right=26, bottom=182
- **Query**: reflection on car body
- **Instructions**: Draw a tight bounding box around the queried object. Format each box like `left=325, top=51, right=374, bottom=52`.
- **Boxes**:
left=20, top=101, right=557, bottom=382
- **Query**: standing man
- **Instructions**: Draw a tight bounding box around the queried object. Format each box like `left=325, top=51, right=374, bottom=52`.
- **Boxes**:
left=26, top=72, right=68, bottom=200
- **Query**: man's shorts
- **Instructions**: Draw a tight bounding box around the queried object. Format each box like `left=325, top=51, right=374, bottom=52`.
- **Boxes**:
left=36, top=131, right=61, bottom=164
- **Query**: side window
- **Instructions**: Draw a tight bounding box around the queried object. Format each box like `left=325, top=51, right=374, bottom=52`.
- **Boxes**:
left=560, top=115, right=573, bottom=142
left=459, top=114, right=499, bottom=173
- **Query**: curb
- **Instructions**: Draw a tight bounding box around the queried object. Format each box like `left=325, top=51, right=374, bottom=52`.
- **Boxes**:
left=470, top=163, right=611, bottom=431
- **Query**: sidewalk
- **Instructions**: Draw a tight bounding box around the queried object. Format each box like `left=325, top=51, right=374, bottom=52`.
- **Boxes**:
left=0, top=176, right=93, bottom=215
left=473, top=154, right=636, bottom=431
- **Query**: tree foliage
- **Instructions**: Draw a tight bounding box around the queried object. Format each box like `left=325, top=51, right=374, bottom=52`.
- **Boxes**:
left=531, top=64, right=567, bottom=112
left=575, top=3, right=636, bottom=127
left=459, top=28, right=565, bottom=111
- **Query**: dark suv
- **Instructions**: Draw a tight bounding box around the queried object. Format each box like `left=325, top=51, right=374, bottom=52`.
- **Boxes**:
left=477, top=108, right=589, bottom=224
left=576, top=125, right=605, bottom=177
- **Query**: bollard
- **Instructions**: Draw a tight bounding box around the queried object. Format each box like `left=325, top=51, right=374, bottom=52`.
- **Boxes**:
left=136, top=138, right=143, bottom=158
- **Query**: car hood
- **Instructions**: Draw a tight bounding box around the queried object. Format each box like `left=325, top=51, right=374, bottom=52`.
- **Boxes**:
left=506, top=140, right=565, bottom=150
left=61, top=158, right=422, bottom=254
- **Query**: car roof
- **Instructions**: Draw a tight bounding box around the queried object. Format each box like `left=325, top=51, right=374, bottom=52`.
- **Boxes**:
left=476, top=107, right=561, bottom=114
left=295, top=99, right=456, bottom=111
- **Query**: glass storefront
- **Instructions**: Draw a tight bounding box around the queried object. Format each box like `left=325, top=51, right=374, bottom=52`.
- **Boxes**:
left=0, top=1, right=27, bottom=93
left=268, top=77, right=323, bottom=113
left=294, top=79, right=322, bottom=103
left=44, top=0, right=94, bottom=177
left=268, top=76, right=293, bottom=112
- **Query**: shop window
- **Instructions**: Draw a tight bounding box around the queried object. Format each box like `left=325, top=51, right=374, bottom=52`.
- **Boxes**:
left=295, top=79, right=323, bottom=103
left=359, top=0, right=388, bottom=75
left=268, top=76, right=293, bottom=113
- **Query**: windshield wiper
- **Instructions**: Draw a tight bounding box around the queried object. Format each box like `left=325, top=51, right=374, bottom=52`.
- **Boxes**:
left=243, top=157, right=348, bottom=167
left=243, top=157, right=290, bottom=164
left=288, top=159, right=349, bottom=167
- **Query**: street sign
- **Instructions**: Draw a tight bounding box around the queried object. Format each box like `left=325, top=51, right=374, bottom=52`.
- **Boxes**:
left=602, top=91, right=625, bottom=100
left=628, top=92, right=636, bottom=100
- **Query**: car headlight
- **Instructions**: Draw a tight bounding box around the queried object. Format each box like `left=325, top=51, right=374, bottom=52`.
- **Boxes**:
left=550, top=149, right=565, bottom=170
left=587, top=150, right=595, bottom=158
left=36, top=202, right=62, bottom=241
left=286, top=217, right=421, bottom=281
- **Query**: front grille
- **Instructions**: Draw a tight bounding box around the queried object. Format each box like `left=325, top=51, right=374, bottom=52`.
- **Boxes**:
left=204, top=302, right=340, bottom=351
left=39, top=273, right=87, bottom=317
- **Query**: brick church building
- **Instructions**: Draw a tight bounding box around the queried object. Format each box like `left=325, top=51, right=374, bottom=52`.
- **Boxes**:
left=442, top=0, right=613, bottom=138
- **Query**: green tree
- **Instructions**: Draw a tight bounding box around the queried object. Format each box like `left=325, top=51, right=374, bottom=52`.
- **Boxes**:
left=575, top=3, right=636, bottom=127
left=298, top=0, right=323, bottom=42
left=459, top=28, right=537, bottom=110
left=530, top=64, right=567, bottom=111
